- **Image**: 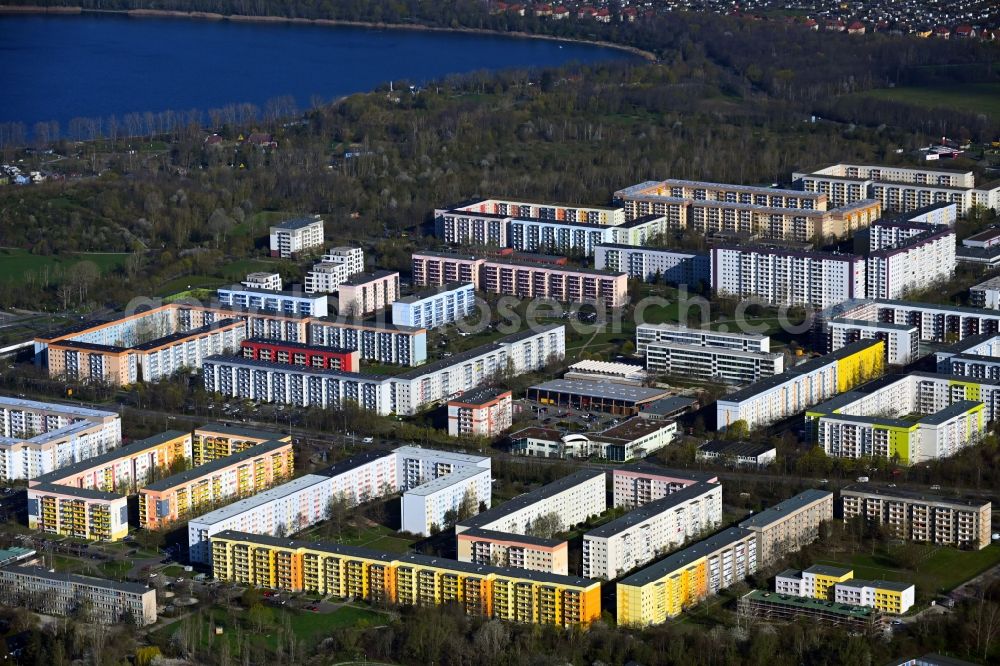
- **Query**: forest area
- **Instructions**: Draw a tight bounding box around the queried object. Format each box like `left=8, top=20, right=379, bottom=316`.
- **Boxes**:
left=0, top=7, right=998, bottom=311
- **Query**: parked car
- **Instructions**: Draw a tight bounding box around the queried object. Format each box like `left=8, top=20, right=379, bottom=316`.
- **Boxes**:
left=362, top=437, right=374, bottom=444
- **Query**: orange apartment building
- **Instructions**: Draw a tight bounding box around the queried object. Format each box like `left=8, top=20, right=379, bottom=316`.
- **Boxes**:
left=447, top=388, right=513, bottom=438
left=138, top=439, right=293, bottom=529
left=192, top=423, right=291, bottom=467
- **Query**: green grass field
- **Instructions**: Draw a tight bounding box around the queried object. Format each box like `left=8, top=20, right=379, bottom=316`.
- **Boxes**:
left=0, top=248, right=129, bottom=282
left=855, top=83, right=1000, bottom=118
left=816, top=543, right=1000, bottom=597
left=333, top=524, right=417, bottom=554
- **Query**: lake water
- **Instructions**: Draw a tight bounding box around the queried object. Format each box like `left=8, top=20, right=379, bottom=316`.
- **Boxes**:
left=0, top=14, right=632, bottom=129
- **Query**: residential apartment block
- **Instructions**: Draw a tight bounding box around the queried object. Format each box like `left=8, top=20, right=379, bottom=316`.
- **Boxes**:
left=411, top=251, right=485, bottom=289
left=456, top=469, right=606, bottom=536
left=242, top=272, right=282, bottom=291
left=217, top=287, right=329, bottom=318
left=0, top=397, right=121, bottom=482
left=738, top=589, right=883, bottom=632
left=337, top=270, right=400, bottom=316
left=304, top=246, right=366, bottom=294
left=240, top=338, right=360, bottom=372
left=711, top=245, right=866, bottom=310
left=616, top=527, right=758, bottom=626
left=716, top=339, right=885, bottom=430
left=457, top=528, right=570, bottom=575
left=865, top=221, right=956, bottom=299
left=0, top=565, right=156, bottom=625
left=594, top=244, right=710, bottom=285
left=447, top=388, right=513, bottom=438
left=793, top=163, right=1000, bottom=217
left=396, top=445, right=493, bottom=536
left=211, top=531, right=601, bottom=627
left=819, top=298, right=1000, bottom=346
left=611, top=465, right=718, bottom=509
left=269, top=215, right=324, bottom=258
left=480, top=259, right=629, bottom=308
left=777, top=565, right=914, bottom=614
left=582, top=482, right=722, bottom=580
left=737, top=489, right=834, bottom=567
left=138, top=439, right=294, bottom=529
left=807, top=374, right=986, bottom=464
left=841, top=485, right=991, bottom=550
left=192, top=423, right=290, bottom=467
left=306, top=319, right=427, bottom=367
left=969, top=275, right=1000, bottom=310
left=391, top=282, right=476, bottom=329
left=637, top=322, right=782, bottom=384
left=824, top=318, right=919, bottom=365
left=187, top=450, right=397, bottom=563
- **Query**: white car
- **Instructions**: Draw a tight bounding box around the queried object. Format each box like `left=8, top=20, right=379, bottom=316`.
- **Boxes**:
left=362, top=437, right=374, bottom=444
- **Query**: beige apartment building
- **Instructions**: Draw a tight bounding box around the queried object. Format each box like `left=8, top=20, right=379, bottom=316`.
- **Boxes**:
left=841, top=485, right=991, bottom=550
left=337, top=270, right=400, bottom=316
left=457, top=528, right=570, bottom=575
left=480, top=259, right=628, bottom=308
left=411, top=251, right=485, bottom=288
left=738, top=489, right=835, bottom=566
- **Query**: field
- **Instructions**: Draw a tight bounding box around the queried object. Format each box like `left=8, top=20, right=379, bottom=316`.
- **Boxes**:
left=815, top=543, right=1000, bottom=598
left=854, top=83, right=1000, bottom=119
left=0, top=248, right=129, bottom=282
left=326, top=523, right=417, bottom=554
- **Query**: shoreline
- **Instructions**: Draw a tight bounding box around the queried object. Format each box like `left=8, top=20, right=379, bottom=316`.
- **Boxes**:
left=0, top=5, right=657, bottom=62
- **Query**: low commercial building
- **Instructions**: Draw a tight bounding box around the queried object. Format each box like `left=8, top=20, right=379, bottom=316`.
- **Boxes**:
left=696, top=440, right=777, bottom=467
left=0, top=565, right=156, bottom=625
left=824, top=318, right=919, bottom=365
left=0, top=397, right=121, bottom=482
left=711, top=245, right=867, bottom=310
left=737, top=489, right=834, bottom=567
left=456, top=469, right=606, bottom=536
left=738, top=590, right=883, bottom=632
left=211, top=531, right=601, bottom=627
left=138, top=439, right=294, bottom=529
left=508, top=417, right=677, bottom=462
left=594, top=244, right=710, bottom=285
left=217, top=287, right=329, bottom=318
left=242, top=272, right=282, bottom=291
left=391, top=282, right=476, bottom=329
left=306, top=319, right=427, bottom=367
left=527, top=379, right=672, bottom=416
left=563, top=360, right=648, bottom=386
left=716, top=339, right=885, bottom=430
left=240, top=338, right=360, bottom=372
left=841, top=484, right=991, bottom=550
left=27, top=430, right=192, bottom=541
left=270, top=215, right=324, bottom=258
left=337, top=270, right=400, bottom=316
left=611, top=464, right=718, bottom=509
left=447, top=388, right=513, bottom=438
left=583, top=482, right=722, bottom=580
left=616, top=527, right=758, bottom=626
left=480, top=259, right=629, bottom=308
left=457, top=528, right=569, bottom=575
left=807, top=374, right=987, bottom=464
left=192, top=424, right=290, bottom=467
left=411, top=251, right=485, bottom=289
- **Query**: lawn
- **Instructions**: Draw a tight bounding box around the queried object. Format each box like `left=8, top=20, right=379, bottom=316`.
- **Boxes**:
left=155, top=275, right=227, bottom=297
left=0, top=248, right=129, bottom=282
left=854, top=83, right=1000, bottom=119
left=815, top=543, right=1000, bottom=597
left=332, top=523, right=417, bottom=555
left=218, top=258, right=282, bottom=281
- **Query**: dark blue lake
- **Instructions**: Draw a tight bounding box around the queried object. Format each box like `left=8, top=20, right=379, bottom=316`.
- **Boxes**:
left=0, top=13, right=633, bottom=129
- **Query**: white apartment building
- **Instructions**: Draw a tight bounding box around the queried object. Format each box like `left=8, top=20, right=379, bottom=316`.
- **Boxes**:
left=0, top=397, right=121, bottom=482
left=304, top=247, right=366, bottom=294
left=582, top=482, right=722, bottom=580
left=635, top=323, right=771, bottom=354
left=0, top=566, right=156, bottom=625
left=395, top=445, right=493, bottom=536
left=835, top=579, right=915, bottom=614
left=711, top=246, right=866, bottom=310
left=508, top=418, right=677, bottom=462
left=594, top=244, right=711, bottom=285
left=819, top=298, right=1000, bottom=346
left=611, top=465, right=717, bottom=509
left=970, top=276, right=1000, bottom=310
left=217, top=286, right=329, bottom=317
left=841, top=485, right=991, bottom=550
left=456, top=469, right=606, bottom=536
left=866, top=224, right=956, bottom=299
left=269, top=215, right=324, bottom=258
left=391, top=282, right=476, bottom=329
left=187, top=450, right=398, bottom=563
left=337, top=270, right=400, bottom=316
left=825, top=318, right=919, bottom=365
left=305, top=319, right=427, bottom=366
left=637, top=323, right=781, bottom=384
left=793, top=163, right=1000, bottom=217
left=242, top=272, right=282, bottom=291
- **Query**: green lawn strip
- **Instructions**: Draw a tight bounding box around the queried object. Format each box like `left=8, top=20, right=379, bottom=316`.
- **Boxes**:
left=155, top=275, right=227, bottom=297
left=0, top=248, right=128, bottom=281
left=855, top=83, right=1000, bottom=118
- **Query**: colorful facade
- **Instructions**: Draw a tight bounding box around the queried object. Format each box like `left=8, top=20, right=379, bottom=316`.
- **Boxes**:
left=240, top=338, right=360, bottom=372
left=211, top=531, right=601, bottom=627
left=192, top=424, right=291, bottom=467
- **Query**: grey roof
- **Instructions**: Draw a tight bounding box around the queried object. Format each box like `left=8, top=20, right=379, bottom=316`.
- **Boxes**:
left=30, top=481, right=124, bottom=501
left=35, top=430, right=189, bottom=484
left=640, top=396, right=699, bottom=416
left=528, top=379, right=671, bottom=404
left=738, top=489, right=833, bottom=530
left=483, top=257, right=626, bottom=277
left=143, top=439, right=289, bottom=491
left=827, top=317, right=918, bottom=332
left=457, top=527, right=565, bottom=549
left=841, top=484, right=990, bottom=509
left=698, top=440, right=776, bottom=458
left=394, top=282, right=472, bottom=304
left=0, top=396, right=117, bottom=420
left=272, top=216, right=321, bottom=231
left=450, top=387, right=511, bottom=406
left=133, top=318, right=243, bottom=351
left=218, top=286, right=325, bottom=300
left=594, top=243, right=707, bottom=258
left=196, top=423, right=288, bottom=441
left=212, top=530, right=597, bottom=587
left=619, top=527, right=754, bottom=587
left=838, top=577, right=912, bottom=592
left=340, top=270, right=398, bottom=286
left=458, top=469, right=605, bottom=530
left=1, top=565, right=151, bottom=595
left=803, top=564, right=854, bottom=578
left=404, top=466, right=488, bottom=497
left=243, top=338, right=356, bottom=355
left=190, top=474, right=332, bottom=525
left=613, top=462, right=717, bottom=484
left=203, top=355, right=384, bottom=382
left=586, top=482, right=718, bottom=539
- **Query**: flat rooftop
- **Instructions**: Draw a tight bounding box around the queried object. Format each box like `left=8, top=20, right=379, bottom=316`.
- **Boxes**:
left=340, top=270, right=398, bottom=286
left=0, top=396, right=118, bottom=421
left=242, top=338, right=356, bottom=355
left=404, top=466, right=488, bottom=497
left=738, top=489, right=833, bottom=530
left=841, top=483, right=991, bottom=509
left=456, top=527, right=565, bottom=549
left=2, top=565, right=151, bottom=595
left=458, top=469, right=605, bottom=531
left=271, top=216, right=321, bottom=230
left=698, top=440, right=776, bottom=458
left=395, top=282, right=472, bottom=304
left=593, top=417, right=676, bottom=443
left=133, top=318, right=244, bottom=351
left=34, top=430, right=189, bottom=484
left=741, top=590, right=880, bottom=620
left=143, top=439, right=290, bottom=492
left=803, top=564, right=853, bottom=578
left=586, top=482, right=716, bottom=539
left=619, top=527, right=753, bottom=587
left=529, top=379, right=671, bottom=404
left=449, top=387, right=511, bottom=406
left=612, top=462, right=717, bottom=484
left=190, top=473, right=333, bottom=525
left=195, top=423, right=287, bottom=441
